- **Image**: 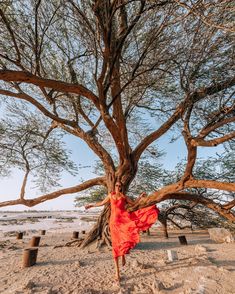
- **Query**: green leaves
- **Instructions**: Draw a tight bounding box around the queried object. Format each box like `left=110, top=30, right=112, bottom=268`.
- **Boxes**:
left=74, top=186, right=107, bottom=207
left=0, top=103, right=77, bottom=192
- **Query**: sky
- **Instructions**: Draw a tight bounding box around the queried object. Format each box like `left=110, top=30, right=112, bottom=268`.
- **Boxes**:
left=0, top=129, right=224, bottom=211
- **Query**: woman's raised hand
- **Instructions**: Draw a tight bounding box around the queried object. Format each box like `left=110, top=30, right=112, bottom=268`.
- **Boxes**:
left=85, top=204, right=93, bottom=210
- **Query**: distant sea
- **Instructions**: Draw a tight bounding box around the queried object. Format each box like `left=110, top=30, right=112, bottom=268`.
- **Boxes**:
left=0, top=210, right=102, bottom=239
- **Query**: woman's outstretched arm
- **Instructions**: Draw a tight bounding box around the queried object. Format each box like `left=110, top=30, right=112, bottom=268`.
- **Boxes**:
left=85, top=194, right=110, bottom=209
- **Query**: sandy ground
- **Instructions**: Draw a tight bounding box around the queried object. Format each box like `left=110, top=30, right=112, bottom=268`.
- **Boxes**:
left=0, top=228, right=234, bottom=294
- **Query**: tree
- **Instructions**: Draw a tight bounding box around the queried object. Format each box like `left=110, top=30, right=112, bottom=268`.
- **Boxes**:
left=0, top=1, right=234, bottom=247
left=159, top=201, right=235, bottom=239
left=0, top=102, right=78, bottom=203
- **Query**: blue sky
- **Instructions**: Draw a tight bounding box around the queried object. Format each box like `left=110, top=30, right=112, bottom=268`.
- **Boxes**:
left=0, top=130, right=223, bottom=211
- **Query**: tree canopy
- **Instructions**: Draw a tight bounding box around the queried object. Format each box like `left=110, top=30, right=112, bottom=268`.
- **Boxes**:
left=0, top=0, right=234, bottom=234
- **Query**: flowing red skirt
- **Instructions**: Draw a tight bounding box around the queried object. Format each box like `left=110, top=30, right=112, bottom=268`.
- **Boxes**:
left=109, top=195, right=159, bottom=258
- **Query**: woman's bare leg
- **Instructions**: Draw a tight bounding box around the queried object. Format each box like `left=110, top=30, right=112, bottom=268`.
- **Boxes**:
left=121, top=255, right=126, bottom=266
left=114, top=257, right=120, bottom=282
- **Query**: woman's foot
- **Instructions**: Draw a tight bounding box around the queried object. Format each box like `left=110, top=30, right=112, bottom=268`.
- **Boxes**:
left=121, top=255, right=126, bottom=267
left=114, top=274, right=121, bottom=284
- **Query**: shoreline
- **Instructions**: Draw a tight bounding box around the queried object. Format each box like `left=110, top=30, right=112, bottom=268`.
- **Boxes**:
left=0, top=210, right=100, bottom=239
left=0, top=210, right=161, bottom=240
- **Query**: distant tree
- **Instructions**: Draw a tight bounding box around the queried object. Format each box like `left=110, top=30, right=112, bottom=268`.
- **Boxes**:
left=0, top=103, right=77, bottom=203
left=0, top=1, right=234, bottom=247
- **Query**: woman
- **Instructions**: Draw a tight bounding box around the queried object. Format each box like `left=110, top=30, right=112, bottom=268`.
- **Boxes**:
left=85, top=181, right=159, bottom=282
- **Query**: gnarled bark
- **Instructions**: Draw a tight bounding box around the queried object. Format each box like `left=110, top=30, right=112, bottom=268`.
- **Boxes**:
left=80, top=204, right=111, bottom=249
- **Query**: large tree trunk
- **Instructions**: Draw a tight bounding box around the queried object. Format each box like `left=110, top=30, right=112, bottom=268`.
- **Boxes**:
left=80, top=205, right=111, bottom=249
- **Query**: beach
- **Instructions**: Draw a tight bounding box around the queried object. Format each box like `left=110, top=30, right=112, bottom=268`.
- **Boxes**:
left=0, top=211, right=234, bottom=294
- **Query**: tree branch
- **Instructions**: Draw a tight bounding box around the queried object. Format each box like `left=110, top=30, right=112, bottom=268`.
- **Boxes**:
left=133, top=102, right=183, bottom=161
left=199, top=115, right=235, bottom=139
left=0, top=177, right=106, bottom=208
left=167, top=217, right=192, bottom=230
left=56, top=123, right=116, bottom=176
left=173, top=0, right=235, bottom=33
left=192, top=131, right=235, bottom=147
left=223, top=199, right=235, bottom=210
left=133, top=76, right=235, bottom=161
left=0, top=88, right=77, bottom=127
left=0, top=70, right=99, bottom=107
left=192, top=76, right=235, bottom=103
left=127, top=179, right=235, bottom=221
left=0, top=8, right=22, bottom=64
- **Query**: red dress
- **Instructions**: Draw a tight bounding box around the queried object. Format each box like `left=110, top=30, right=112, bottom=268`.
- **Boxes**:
left=109, top=192, right=159, bottom=258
